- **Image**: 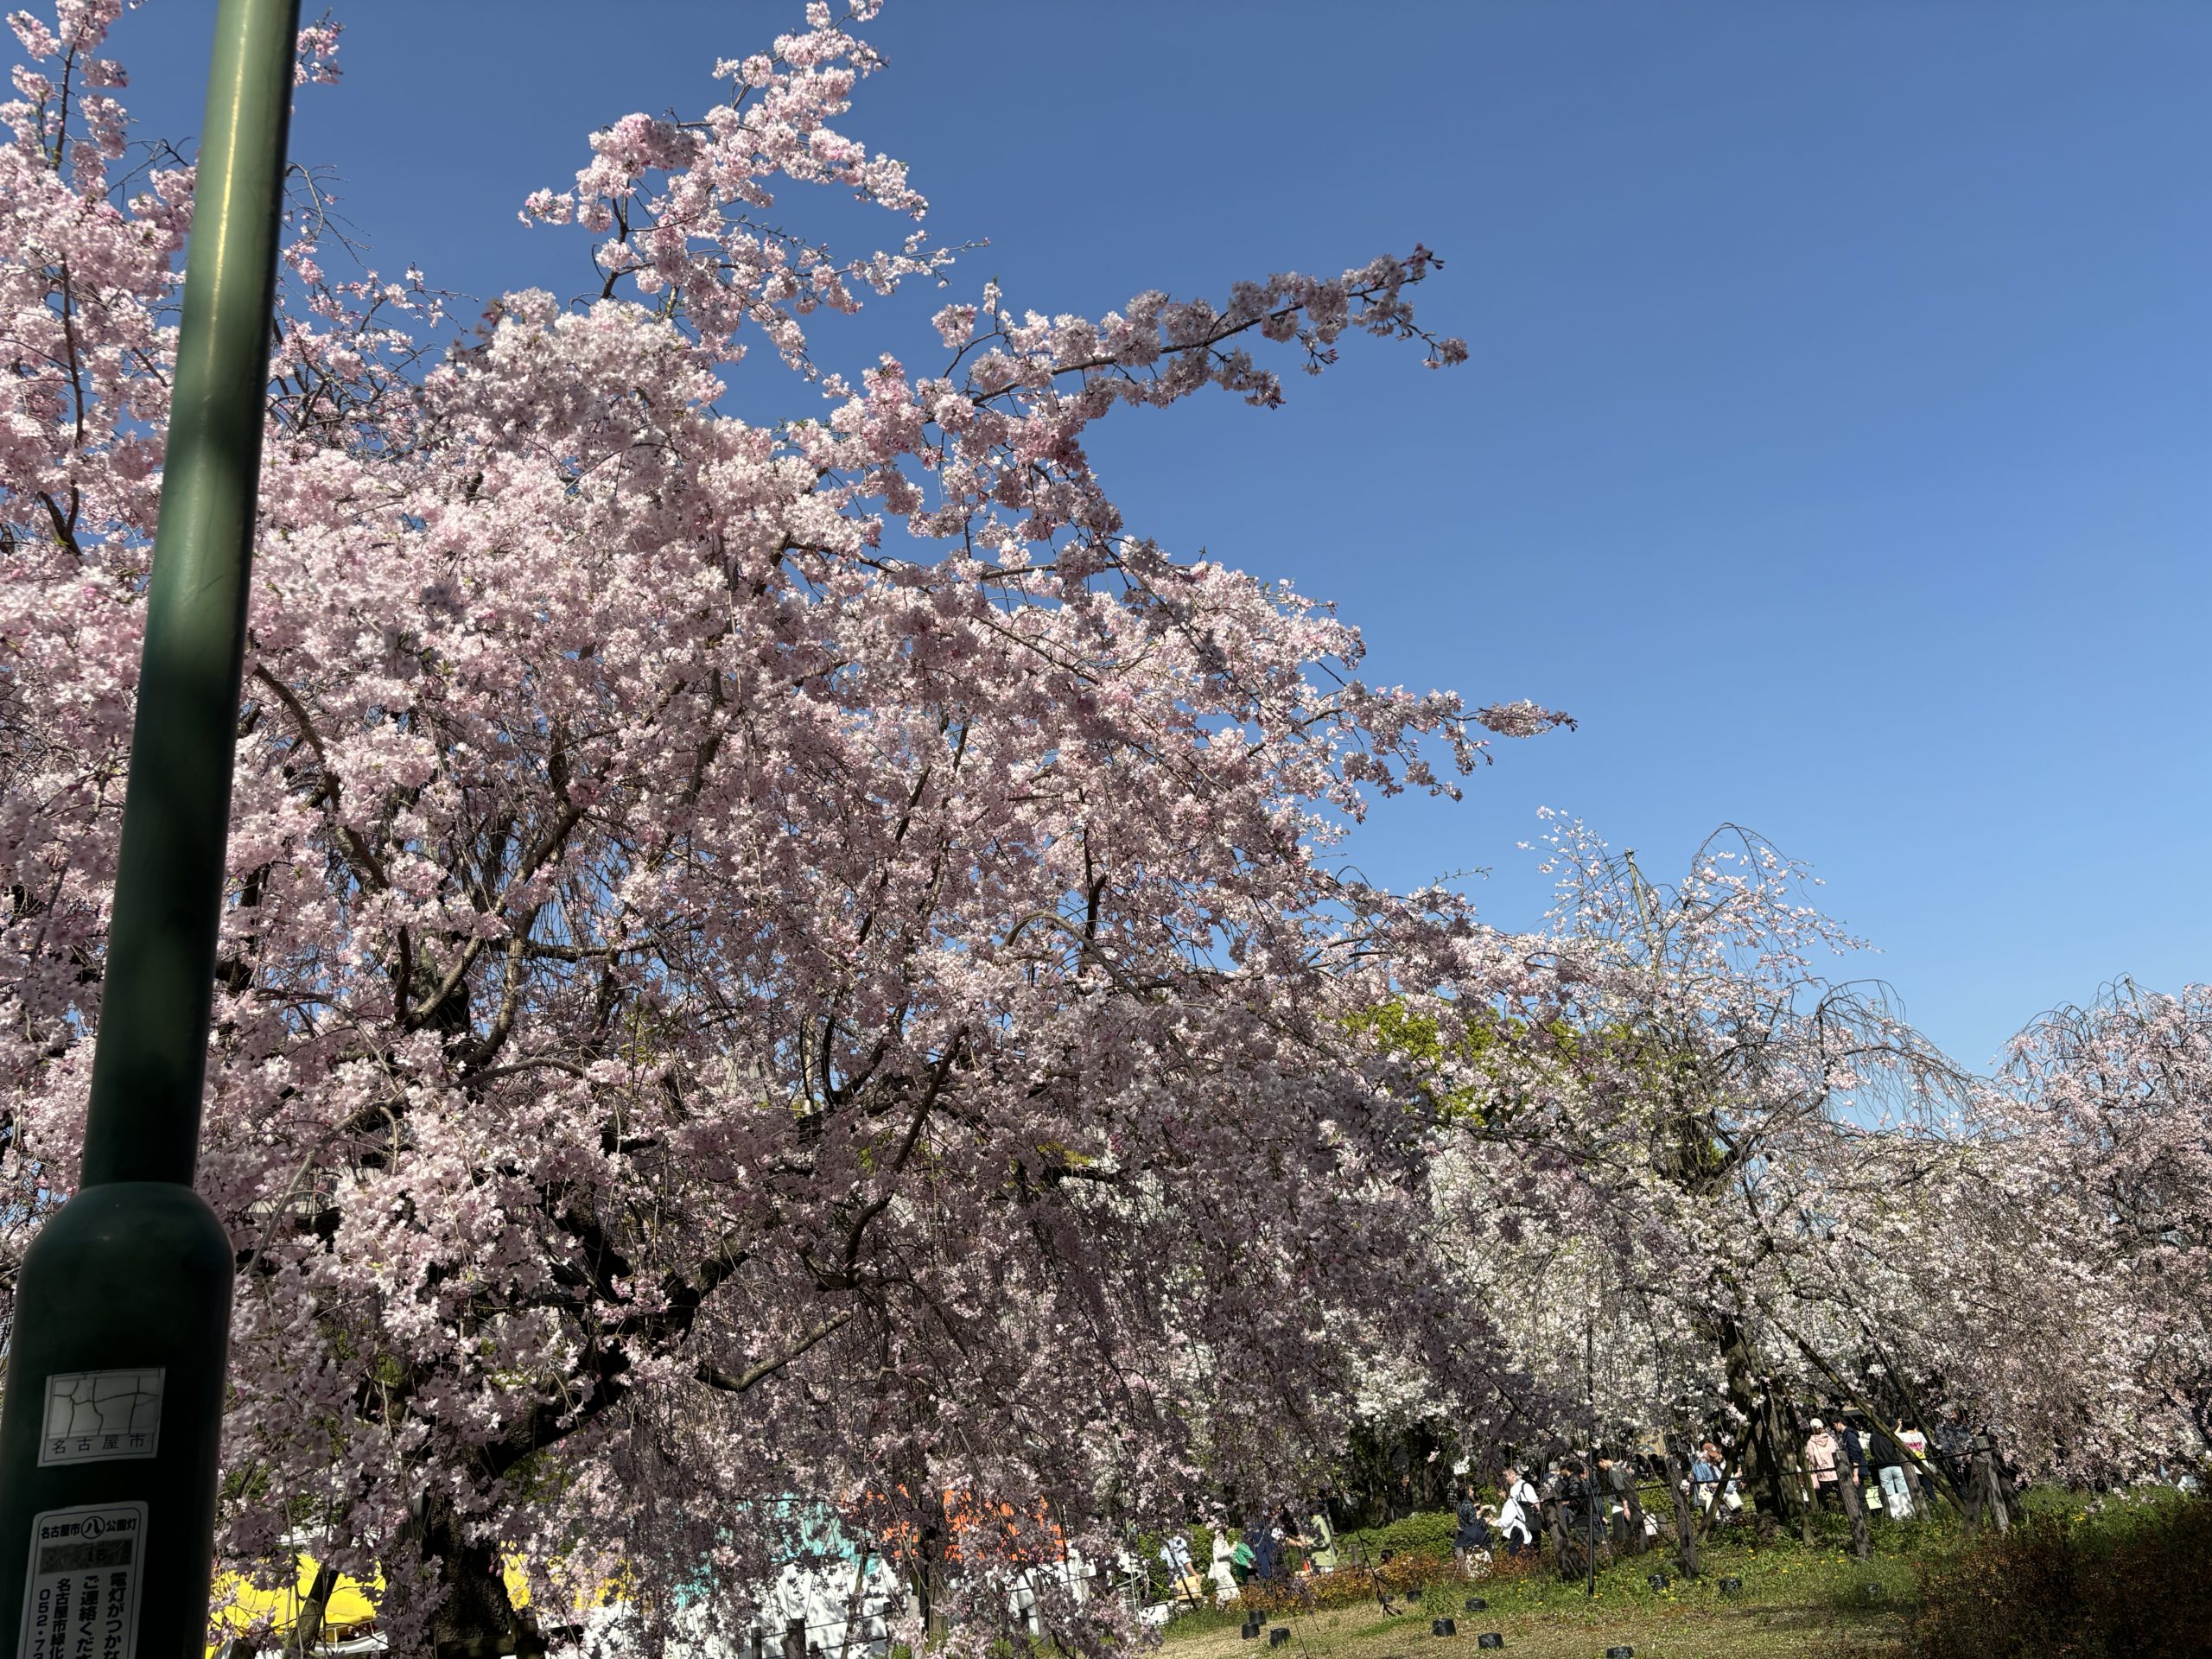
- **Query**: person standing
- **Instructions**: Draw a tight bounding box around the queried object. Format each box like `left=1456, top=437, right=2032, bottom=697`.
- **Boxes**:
left=1870, top=1426, right=1916, bottom=1521
left=1599, top=1456, right=1647, bottom=1552
left=1893, top=1423, right=1927, bottom=1500
left=1305, top=1503, right=1338, bottom=1573
left=1837, top=1417, right=1872, bottom=1515
left=1804, top=1420, right=1842, bottom=1511
left=1159, top=1531, right=1198, bottom=1603
left=1508, top=1467, right=1540, bottom=1511
left=1560, top=1457, right=1601, bottom=1565
left=1208, top=1528, right=1239, bottom=1605
left=1701, top=1438, right=1743, bottom=1518
left=1931, top=1412, right=1972, bottom=1481
left=1253, top=1521, right=1283, bottom=1584
left=1230, top=1527, right=1256, bottom=1590
left=1497, top=1469, right=1537, bottom=1554
left=1839, top=1419, right=1868, bottom=1487
left=1688, top=1444, right=1719, bottom=1514
left=1389, top=1440, right=1413, bottom=1522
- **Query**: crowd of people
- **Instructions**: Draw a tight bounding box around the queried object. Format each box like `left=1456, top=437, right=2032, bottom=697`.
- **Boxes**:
left=1443, top=1452, right=1661, bottom=1572
left=1152, top=1503, right=1344, bottom=1605
left=1153, top=1404, right=2033, bottom=1605
left=1465, top=1405, right=2007, bottom=1560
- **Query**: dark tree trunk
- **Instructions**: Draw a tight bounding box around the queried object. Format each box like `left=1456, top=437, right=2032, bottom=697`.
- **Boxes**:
left=909, top=1514, right=950, bottom=1645
left=1902, top=1454, right=1928, bottom=1513
left=835, top=1545, right=874, bottom=1659
left=1838, top=1469, right=1870, bottom=1560
left=1618, top=1475, right=1649, bottom=1555
left=1659, top=1440, right=1700, bottom=1580
left=1965, top=1442, right=2010, bottom=1538
left=285, top=1561, right=338, bottom=1659
left=1787, top=1455, right=1815, bottom=1545
left=1707, top=1313, right=1795, bottom=1521
left=409, top=1490, right=523, bottom=1658
left=1542, top=1495, right=1574, bottom=1580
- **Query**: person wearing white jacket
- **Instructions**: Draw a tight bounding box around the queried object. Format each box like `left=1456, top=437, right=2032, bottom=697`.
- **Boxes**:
left=1496, top=1469, right=1538, bottom=1553
left=1208, top=1528, right=1239, bottom=1605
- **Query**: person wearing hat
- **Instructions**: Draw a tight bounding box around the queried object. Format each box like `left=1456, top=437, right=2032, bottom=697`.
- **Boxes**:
left=1804, top=1419, right=1842, bottom=1512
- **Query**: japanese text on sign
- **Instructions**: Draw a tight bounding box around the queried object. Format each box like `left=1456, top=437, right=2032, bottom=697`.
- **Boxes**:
left=17, top=1503, right=143, bottom=1659
left=36, top=1370, right=163, bottom=1466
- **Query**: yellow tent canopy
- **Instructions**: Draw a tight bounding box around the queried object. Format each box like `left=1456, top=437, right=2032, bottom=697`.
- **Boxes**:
left=207, top=1555, right=543, bottom=1656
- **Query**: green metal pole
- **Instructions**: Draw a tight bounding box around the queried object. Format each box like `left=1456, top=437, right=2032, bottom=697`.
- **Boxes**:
left=0, top=3, right=301, bottom=1656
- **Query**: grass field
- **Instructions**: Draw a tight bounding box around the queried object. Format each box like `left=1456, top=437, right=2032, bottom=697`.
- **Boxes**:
left=1155, top=1489, right=2212, bottom=1659
left=1161, top=1520, right=1936, bottom=1659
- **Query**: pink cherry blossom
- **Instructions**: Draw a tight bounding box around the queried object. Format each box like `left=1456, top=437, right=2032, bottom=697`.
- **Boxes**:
left=0, top=3, right=1554, bottom=1652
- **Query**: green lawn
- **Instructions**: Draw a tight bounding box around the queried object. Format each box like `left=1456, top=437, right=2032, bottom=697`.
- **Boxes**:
left=1160, top=1516, right=1945, bottom=1659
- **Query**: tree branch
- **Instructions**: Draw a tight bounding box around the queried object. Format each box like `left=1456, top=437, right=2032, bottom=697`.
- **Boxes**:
left=696, top=1307, right=855, bottom=1395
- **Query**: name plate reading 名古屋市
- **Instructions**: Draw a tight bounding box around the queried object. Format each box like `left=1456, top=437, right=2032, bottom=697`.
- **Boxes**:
left=17, top=1503, right=146, bottom=1659
left=37, top=1370, right=164, bottom=1466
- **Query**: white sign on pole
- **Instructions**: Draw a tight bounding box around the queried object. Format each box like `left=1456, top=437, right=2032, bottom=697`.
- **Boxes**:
left=18, top=1502, right=146, bottom=1659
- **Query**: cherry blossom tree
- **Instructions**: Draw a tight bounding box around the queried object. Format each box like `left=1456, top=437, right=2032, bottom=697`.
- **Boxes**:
left=1395, top=819, right=1981, bottom=1544
left=1962, top=982, right=2212, bottom=1478
left=0, top=2, right=1564, bottom=1652
left=1406, top=822, right=2212, bottom=1560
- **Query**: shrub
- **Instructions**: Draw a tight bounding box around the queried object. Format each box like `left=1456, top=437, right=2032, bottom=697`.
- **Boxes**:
left=1358, top=1510, right=1460, bottom=1558
left=1234, top=1548, right=1457, bottom=1616
left=1906, top=1491, right=2212, bottom=1659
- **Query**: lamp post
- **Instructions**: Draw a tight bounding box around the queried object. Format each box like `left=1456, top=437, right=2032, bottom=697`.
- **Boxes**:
left=0, top=3, right=301, bottom=1656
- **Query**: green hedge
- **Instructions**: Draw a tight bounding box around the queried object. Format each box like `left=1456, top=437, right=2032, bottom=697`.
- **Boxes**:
left=1337, top=1507, right=1459, bottom=1560
left=1907, top=1491, right=2212, bottom=1659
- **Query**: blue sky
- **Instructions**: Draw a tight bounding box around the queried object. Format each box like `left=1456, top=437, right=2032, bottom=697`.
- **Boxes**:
left=105, top=1, right=2212, bottom=1070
